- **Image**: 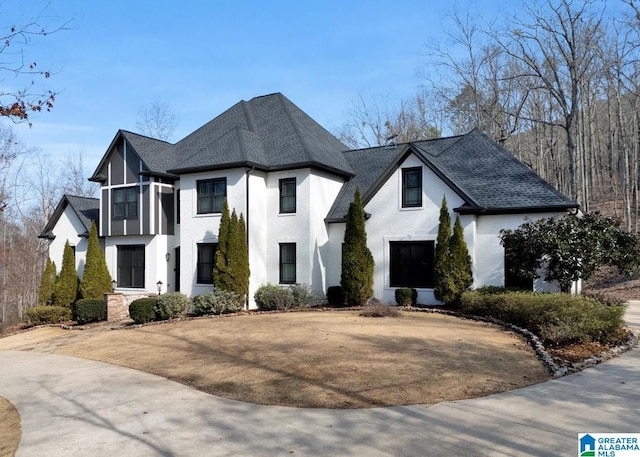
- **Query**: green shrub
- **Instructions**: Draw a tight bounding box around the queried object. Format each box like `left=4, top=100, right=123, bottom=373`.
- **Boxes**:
left=156, top=292, right=190, bottom=320
left=254, top=284, right=294, bottom=310
left=129, top=298, right=158, bottom=324
left=394, top=288, right=417, bottom=306
left=326, top=286, right=345, bottom=307
left=360, top=304, right=401, bottom=318
left=25, top=306, right=72, bottom=325
left=192, top=290, right=242, bottom=316
left=73, top=299, right=107, bottom=324
left=460, top=291, right=626, bottom=345
left=289, top=283, right=314, bottom=307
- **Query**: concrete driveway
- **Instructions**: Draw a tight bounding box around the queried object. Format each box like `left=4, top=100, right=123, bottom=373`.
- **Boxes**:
left=1, top=302, right=639, bottom=456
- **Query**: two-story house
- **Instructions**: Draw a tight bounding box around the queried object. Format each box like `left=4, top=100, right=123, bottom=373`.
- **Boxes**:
left=41, top=93, right=578, bottom=307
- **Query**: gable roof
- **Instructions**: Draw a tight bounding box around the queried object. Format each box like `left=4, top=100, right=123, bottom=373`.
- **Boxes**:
left=90, top=93, right=354, bottom=181
left=326, top=129, right=577, bottom=222
left=39, top=195, right=100, bottom=239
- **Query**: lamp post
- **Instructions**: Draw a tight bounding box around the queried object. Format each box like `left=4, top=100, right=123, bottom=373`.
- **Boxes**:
left=156, top=280, right=163, bottom=296
left=111, top=279, right=117, bottom=293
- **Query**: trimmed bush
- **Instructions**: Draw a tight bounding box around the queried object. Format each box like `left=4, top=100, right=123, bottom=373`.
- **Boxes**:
left=73, top=298, right=107, bottom=324
left=326, top=286, right=345, bottom=307
left=156, top=292, right=190, bottom=320
left=289, top=283, right=314, bottom=307
left=129, top=298, right=158, bottom=324
left=460, top=291, right=626, bottom=345
left=192, top=290, right=242, bottom=315
left=79, top=222, right=112, bottom=300
left=394, top=288, right=417, bottom=306
left=254, top=284, right=294, bottom=310
left=25, top=306, right=72, bottom=325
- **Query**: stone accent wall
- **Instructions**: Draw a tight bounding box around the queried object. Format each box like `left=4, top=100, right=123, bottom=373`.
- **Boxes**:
left=105, top=292, right=158, bottom=322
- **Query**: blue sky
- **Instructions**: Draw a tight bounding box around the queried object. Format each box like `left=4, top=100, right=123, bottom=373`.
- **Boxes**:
left=2, top=0, right=517, bottom=169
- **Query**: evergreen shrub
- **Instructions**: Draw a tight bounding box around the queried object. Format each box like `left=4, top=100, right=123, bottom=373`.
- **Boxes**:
left=254, top=284, right=294, bottom=310
left=326, top=286, right=345, bottom=307
left=289, top=283, right=314, bottom=307
left=129, top=298, right=158, bottom=324
left=192, top=291, right=242, bottom=315
left=156, top=292, right=190, bottom=320
left=73, top=298, right=107, bottom=324
left=394, top=288, right=417, bottom=306
left=25, top=306, right=72, bottom=325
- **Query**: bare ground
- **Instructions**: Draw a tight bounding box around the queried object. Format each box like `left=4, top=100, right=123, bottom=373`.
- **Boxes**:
left=0, top=311, right=549, bottom=408
left=0, top=397, right=20, bottom=457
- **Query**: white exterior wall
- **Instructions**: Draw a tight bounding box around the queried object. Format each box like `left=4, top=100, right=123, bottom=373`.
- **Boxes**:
left=48, top=206, right=90, bottom=278
left=105, top=235, right=154, bottom=293
left=247, top=171, right=268, bottom=307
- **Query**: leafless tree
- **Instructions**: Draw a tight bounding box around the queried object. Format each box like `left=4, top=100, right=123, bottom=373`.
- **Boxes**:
left=136, top=99, right=178, bottom=141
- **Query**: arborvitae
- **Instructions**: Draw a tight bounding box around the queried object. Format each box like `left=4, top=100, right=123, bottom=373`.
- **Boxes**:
left=341, top=188, right=374, bottom=306
left=449, top=215, right=473, bottom=304
left=80, top=221, right=112, bottom=299
left=226, top=209, right=240, bottom=293
left=38, top=258, right=57, bottom=305
left=236, top=213, right=250, bottom=306
left=434, top=196, right=454, bottom=303
left=54, top=241, right=79, bottom=308
left=213, top=200, right=231, bottom=289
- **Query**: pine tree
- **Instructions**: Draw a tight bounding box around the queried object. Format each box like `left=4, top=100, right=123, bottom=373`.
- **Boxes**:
left=449, top=215, right=473, bottom=303
left=80, top=221, right=112, bottom=299
left=54, top=241, right=79, bottom=308
left=38, top=258, right=57, bottom=305
left=434, top=196, right=454, bottom=303
left=341, top=188, right=374, bottom=306
left=214, top=200, right=231, bottom=289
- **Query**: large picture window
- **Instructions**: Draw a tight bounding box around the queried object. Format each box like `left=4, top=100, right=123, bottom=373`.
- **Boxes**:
left=197, top=178, right=226, bottom=214
left=113, top=187, right=138, bottom=219
left=117, top=245, right=145, bottom=288
left=279, top=243, right=296, bottom=284
left=390, top=241, right=434, bottom=288
left=402, top=167, right=422, bottom=208
left=504, top=245, right=533, bottom=291
left=197, top=243, right=218, bottom=284
left=279, top=178, right=296, bottom=213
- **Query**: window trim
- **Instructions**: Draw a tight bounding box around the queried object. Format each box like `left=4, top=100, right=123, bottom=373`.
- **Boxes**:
left=279, top=177, right=296, bottom=214
left=402, top=167, right=422, bottom=208
left=389, top=240, right=435, bottom=288
left=196, top=178, right=227, bottom=214
left=196, top=243, right=218, bottom=285
left=279, top=243, right=296, bottom=284
left=117, top=244, right=145, bottom=289
left=113, top=187, right=139, bottom=220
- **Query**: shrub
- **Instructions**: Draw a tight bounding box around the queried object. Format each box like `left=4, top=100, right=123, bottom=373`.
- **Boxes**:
left=54, top=241, right=78, bottom=307
left=360, top=303, right=401, bottom=318
left=254, top=284, right=294, bottom=310
left=460, top=291, right=626, bottom=345
left=289, top=283, right=313, bottom=307
left=192, top=290, right=242, bottom=316
left=394, top=288, right=417, bottom=306
left=79, top=222, right=112, bottom=300
left=25, top=306, right=72, bottom=325
left=326, top=286, right=345, bottom=307
left=129, top=298, right=158, bottom=324
left=156, top=292, right=190, bottom=320
left=73, top=298, right=107, bottom=324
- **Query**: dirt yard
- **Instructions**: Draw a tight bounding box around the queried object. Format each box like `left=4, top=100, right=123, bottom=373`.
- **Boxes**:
left=0, top=310, right=549, bottom=408
left=0, top=397, right=20, bottom=457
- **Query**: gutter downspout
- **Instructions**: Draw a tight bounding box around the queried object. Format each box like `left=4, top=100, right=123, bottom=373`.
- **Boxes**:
left=245, top=167, right=253, bottom=310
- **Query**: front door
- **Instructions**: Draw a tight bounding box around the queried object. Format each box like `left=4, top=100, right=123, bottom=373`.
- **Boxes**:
left=174, top=246, right=180, bottom=292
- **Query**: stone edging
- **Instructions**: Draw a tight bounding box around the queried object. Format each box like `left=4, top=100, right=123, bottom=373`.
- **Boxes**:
left=402, top=306, right=639, bottom=377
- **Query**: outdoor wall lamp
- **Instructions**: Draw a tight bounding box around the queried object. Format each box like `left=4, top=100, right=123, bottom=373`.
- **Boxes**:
left=166, top=253, right=170, bottom=262
left=111, top=279, right=117, bottom=292
left=156, top=280, right=163, bottom=295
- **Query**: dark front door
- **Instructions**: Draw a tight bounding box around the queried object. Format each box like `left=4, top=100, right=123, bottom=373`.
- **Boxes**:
left=174, top=246, right=180, bottom=292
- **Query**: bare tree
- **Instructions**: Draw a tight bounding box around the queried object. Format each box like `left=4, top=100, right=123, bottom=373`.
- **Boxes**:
left=136, top=99, right=178, bottom=141
left=61, top=149, right=98, bottom=198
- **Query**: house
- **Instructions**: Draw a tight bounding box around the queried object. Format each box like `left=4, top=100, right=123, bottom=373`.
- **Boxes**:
left=39, top=194, right=100, bottom=278
left=41, top=93, right=578, bottom=307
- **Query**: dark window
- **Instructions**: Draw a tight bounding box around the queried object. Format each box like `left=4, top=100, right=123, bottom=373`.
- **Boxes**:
left=279, top=178, right=296, bottom=213
left=279, top=243, right=296, bottom=284
left=504, top=246, right=533, bottom=291
left=402, top=167, right=422, bottom=208
left=176, top=189, right=180, bottom=225
left=113, top=187, right=138, bottom=219
left=117, top=245, right=145, bottom=288
left=390, top=241, right=434, bottom=288
left=197, top=178, right=226, bottom=214
left=197, top=243, right=218, bottom=284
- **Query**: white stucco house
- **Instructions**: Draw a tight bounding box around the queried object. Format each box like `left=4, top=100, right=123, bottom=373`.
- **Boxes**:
left=40, top=93, right=578, bottom=307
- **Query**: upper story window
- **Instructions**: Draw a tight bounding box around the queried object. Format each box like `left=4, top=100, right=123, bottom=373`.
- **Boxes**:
left=176, top=189, right=181, bottom=224
left=197, top=178, right=226, bottom=214
left=279, top=178, right=296, bottom=214
left=113, top=187, right=138, bottom=219
left=402, top=167, right=422, bottom=208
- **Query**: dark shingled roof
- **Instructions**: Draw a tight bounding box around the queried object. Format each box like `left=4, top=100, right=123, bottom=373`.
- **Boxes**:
left=39, top=195, right=100, bottom=239
left=326, top=129, right=577, bottom=221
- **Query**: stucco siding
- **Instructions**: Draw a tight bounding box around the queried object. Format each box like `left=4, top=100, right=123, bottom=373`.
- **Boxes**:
left=49, top=205, right=90, bottom=278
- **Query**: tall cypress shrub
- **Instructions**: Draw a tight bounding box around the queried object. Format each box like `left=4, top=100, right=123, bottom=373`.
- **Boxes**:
left=226, top=209, right=240, bottom=293
left=80, top=221, right=112, bottom=299
left=38, top=258, right=57, bottom=305
left=236, top=213, right=250, bottom=306
left=341, top=188, right=374, bottom=306
left=54, top=241, right=79, bottom=308
left=449, top=215, right=473, bottom=304
left=434, top=196, right=454, bottom=303
left=214, top=200, right=231, bottom=289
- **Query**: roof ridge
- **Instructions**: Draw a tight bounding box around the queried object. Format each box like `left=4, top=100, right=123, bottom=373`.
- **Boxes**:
left=120, top=129, right=173, bottom=145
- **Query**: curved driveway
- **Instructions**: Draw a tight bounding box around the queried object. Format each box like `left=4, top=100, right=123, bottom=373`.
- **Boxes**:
left=2, top=303, right=640, bottom=457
